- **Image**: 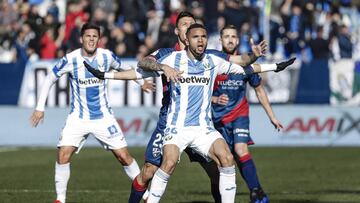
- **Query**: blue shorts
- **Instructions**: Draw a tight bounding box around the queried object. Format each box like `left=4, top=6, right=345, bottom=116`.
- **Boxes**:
left=215, top=116, right=254, bottom=152
left=144, top=125, right=164, bottom=167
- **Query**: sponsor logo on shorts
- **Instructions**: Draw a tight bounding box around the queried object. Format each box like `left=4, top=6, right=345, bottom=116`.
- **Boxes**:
left=107, top=125, right=119, bottom=138
left=152, top=148, right=161, bottom=158
left=236, top=133, right=249, bottom=137
left=233, top=128, right=249, bottom=134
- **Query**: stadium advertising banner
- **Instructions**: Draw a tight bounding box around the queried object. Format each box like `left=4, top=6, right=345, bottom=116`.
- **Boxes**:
left=1, top=106, right=359, bottom=147
left=18, top=60, right=163, bottom=108
left=330, top=59, right=360, bottom=105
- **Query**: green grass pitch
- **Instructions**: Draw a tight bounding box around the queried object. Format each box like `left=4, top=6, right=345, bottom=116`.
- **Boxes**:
left=1, top=147, right=360, bottom=203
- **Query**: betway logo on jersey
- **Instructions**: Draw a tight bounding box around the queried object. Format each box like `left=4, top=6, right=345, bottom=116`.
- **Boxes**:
left=217, top=80, right=244, bottom=87
left=179, top=76, right=210, bottom=85
left=78, top=78, right=103, bottom=87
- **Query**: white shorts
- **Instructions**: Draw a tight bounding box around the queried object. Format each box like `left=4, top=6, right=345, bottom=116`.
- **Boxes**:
left=58, top=114, right=127, bottom=151
left=163, top=126, right=223, bottom=159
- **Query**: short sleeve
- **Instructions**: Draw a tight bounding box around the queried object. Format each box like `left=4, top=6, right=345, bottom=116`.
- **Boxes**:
left=52, top=56, right=70, bottom=78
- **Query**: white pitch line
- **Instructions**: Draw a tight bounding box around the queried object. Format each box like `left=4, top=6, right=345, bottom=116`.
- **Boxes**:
left=0, top=147, right=19, bottom=153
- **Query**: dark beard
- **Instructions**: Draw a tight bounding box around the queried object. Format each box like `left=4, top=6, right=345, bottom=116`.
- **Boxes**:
left=223, top=45, right=237, bottom=55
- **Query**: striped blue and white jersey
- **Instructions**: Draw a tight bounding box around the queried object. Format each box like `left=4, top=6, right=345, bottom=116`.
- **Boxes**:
left=155, top=50, right=246, bottom=128
left=51, top=48, right=126, bottom=120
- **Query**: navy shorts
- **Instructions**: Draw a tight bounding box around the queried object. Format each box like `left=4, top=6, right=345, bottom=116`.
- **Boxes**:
left=144, top=125, right=164, bottom=167
left=215, top=116, right=254, bottom=152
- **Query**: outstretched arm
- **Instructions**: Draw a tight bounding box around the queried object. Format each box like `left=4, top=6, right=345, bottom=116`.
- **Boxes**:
left=229, top=39, right=267, bottom=66
left=84, top=61, right=138, bottom=80
left=30, top=73, right=57, bottom=127
left=138, top=56, right=183, bottom=82
left=225, top=57, right=296, bottom=75
left=254, top=85, right=283, bottom=131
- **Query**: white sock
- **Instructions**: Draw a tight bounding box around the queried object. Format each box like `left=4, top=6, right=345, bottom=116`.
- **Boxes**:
left=123, top=159, right=140, bottom=180
left=147, top=168, right=170, bottom=203
left=142, top=189, right=149, bottom=200
left=219, top=165, right=236, bottom=203
left=55, top=162, right=70, bottom=203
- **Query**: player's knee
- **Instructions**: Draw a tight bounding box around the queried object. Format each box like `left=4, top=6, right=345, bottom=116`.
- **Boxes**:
left=162, top=159, right=177, bottom=174
left=219, top=152, right=234, bottom=167
left=234, top=143, right=249, bottom=157
left=57, top=149, right=73, bottom=164
left=115, top=150, right=133, bottom=165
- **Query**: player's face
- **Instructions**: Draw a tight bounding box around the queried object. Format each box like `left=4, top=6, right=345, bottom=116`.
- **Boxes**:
left=220, top=28, right=239, bottom=55
left=80, top=29, right=99, bottom=56
left=175, top=17, right=196, bottom=44
left=186, top=27, right=208, bottom=58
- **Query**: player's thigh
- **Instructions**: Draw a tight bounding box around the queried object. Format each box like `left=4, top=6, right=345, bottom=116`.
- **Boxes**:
left=159, top=144, right=180, bottom=174
left=204, top=133, right=233, bottom=166
left=216, top=123, right=234, bottom=152
left=191, top=128, right=227, bottom=161
left=163, top=126, right=193, bottom=155
left=92, top=117, right=127, bottom=150
left=58, top=115, right=90, bottom=148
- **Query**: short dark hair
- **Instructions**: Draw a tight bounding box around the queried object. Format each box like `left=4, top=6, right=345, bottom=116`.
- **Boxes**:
left=186, top=23, right=206, bottom=35
left=80, top=22, right=100, bottom=36
left=220, top=24, right=238, bottom=37
left=175, top=11, right=195, bottom=28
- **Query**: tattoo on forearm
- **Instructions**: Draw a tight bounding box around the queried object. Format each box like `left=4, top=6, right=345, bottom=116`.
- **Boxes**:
left=137, top=57, right=162, bottom=71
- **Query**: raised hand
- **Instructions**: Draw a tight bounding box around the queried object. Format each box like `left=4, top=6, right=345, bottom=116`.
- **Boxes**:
left=30, top=110, right=44, bottom=127
left=161, top=64, right=183, bottom=83
left=275, top=57, right=296, bottom=72
left=250, top=38, right=267, bottom=57
left=83, top=61, right=105, bottom=79
left=141, top=79, right=156, bottom=93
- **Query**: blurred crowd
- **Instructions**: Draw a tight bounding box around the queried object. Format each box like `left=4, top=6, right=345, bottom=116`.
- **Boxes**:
left=0, top=0, right=360, bottom=64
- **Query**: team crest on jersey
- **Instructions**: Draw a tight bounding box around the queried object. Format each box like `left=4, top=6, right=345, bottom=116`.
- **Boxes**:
left=203, top=62, right=211, bottom=70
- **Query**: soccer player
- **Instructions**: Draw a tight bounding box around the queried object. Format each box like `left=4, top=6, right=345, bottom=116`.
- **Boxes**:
left=86, top=12, right=294, bottom=203
left=86, top=23, right=295, bottom=203
left=213, top=25, right=283, bottom=203
left=29, top=23, right=154, bottom=203
left=139, top=24, right=295, bottom=203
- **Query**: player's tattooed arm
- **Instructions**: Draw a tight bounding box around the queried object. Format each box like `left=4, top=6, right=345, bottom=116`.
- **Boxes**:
left=138, top=56, right=183, bottom=82
left=229, top=39, right=267, bottom=67
left=137, top=57, right=163, bottom=71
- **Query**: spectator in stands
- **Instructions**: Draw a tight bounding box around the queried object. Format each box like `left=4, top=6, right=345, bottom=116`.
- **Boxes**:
left=40, top=26, right=65, bottom=59
left=281, top=1, right=305, bottom=57
left=337, top=24, right=353, bottom=59
left=0, top=0, right=18, bottom=37
left=309, top=26, right=330, bottom=59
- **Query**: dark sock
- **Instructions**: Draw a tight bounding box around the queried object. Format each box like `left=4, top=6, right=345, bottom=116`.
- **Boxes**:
left=239, top=153, right=261, bottom=190
left=128, top=175, right=147, bottom=203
